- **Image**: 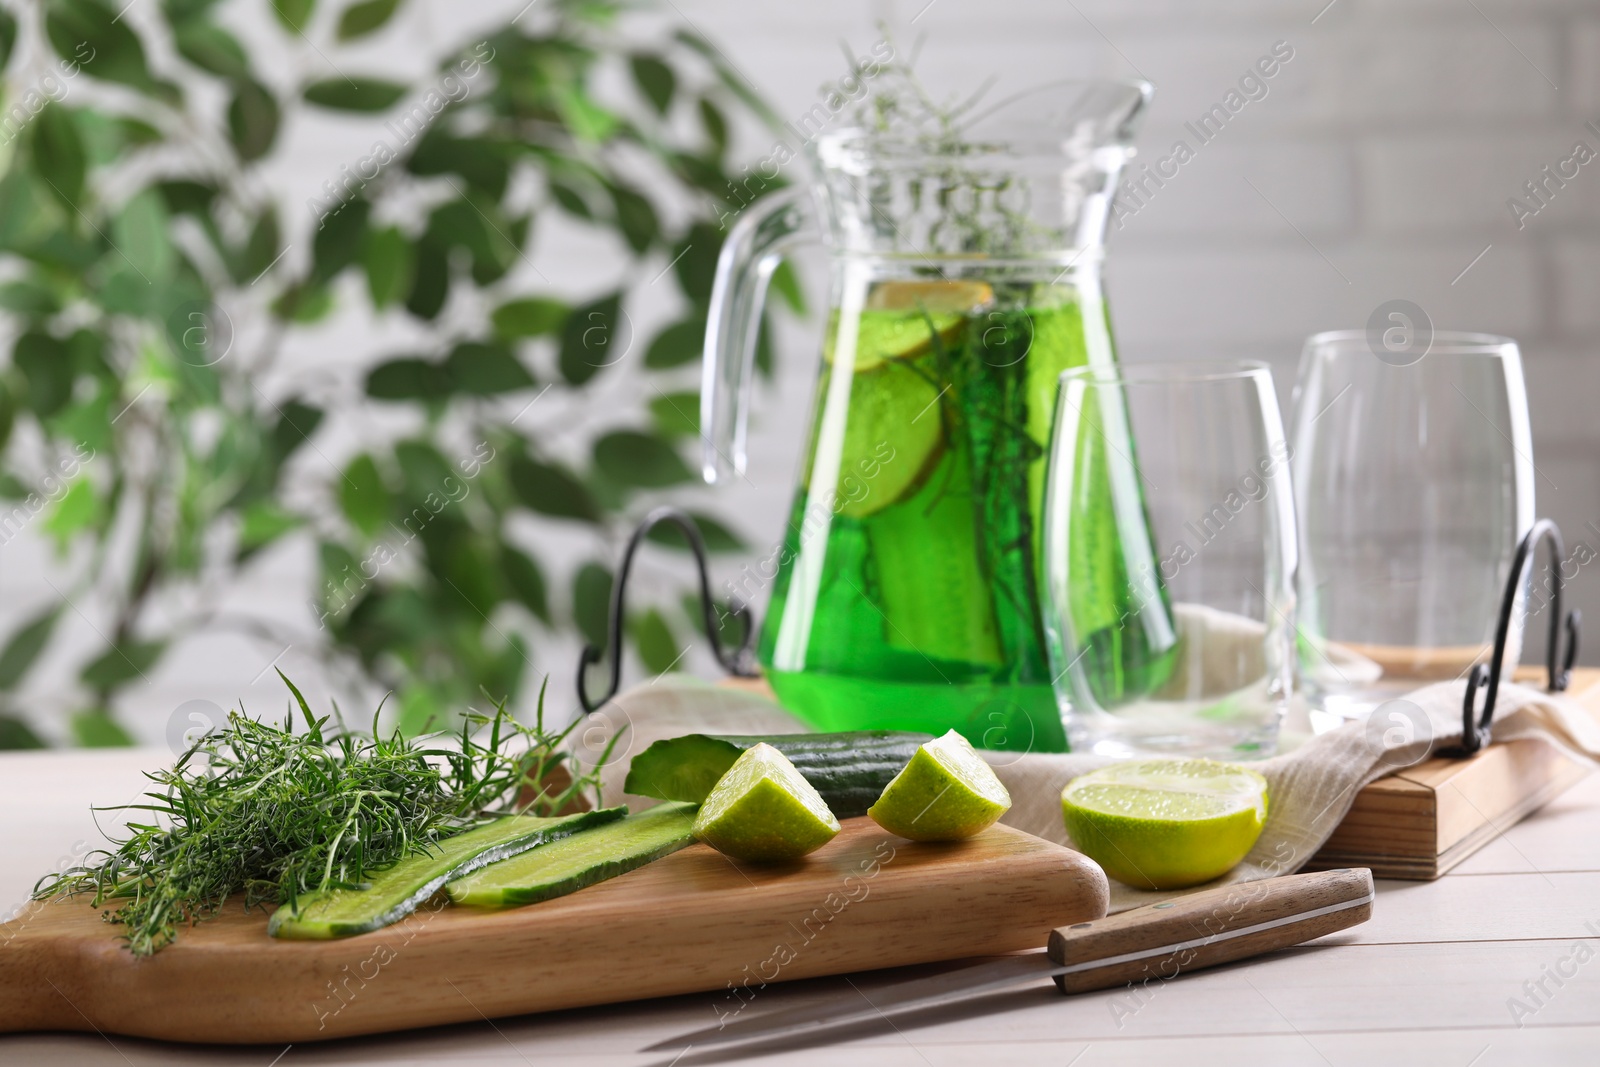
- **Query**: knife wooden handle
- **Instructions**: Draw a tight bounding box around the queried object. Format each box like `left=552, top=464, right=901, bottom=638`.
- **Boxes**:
left=1047, top=867, right=1374, bottom=994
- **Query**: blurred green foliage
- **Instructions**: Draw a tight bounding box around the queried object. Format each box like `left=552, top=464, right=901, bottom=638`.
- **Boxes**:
left=0, top=0, right=797, bottom=744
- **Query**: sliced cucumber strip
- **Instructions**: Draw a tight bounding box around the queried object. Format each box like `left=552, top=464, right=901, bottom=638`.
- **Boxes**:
left=447, top=802, right=697, bottom=909
left=267, top=807, right=626, bottom=940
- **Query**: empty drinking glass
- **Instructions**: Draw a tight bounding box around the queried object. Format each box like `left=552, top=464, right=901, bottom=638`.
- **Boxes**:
left=1291, top=331, right=1535, bottom=727
left=1043, top=361, right=1297, bottom=759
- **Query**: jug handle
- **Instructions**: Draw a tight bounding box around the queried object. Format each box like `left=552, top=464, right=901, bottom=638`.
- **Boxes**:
left=700, top=185, right=812, bottom=484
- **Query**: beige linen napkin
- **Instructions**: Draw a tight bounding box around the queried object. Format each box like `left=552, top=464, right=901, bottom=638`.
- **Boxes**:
left=585, top=672, right=1600, bottom=912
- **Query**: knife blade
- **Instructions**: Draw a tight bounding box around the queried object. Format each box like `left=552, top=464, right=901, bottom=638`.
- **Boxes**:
left=643, top=867, right=1374, bottom=1054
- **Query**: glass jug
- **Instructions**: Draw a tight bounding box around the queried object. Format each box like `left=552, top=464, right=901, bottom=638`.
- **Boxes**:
left=701, top=79, right=1170, bottom=753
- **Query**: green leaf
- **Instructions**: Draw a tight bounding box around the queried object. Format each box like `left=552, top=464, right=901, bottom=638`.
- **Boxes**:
left=46, top=0, right=158, bottom=94
left=337, top=0, right=401, bottom=40
left=31, top=105, right=86, bottom=211
left=593, top=431, right=693, bottom=489
left=365, top=357, right=450, bottom=400
left=340, top=453, right=391, bottom=537
left=671, top=223, right=722, bottom=303
left=629, top=54, right=675, bottom=115
left=270, top=400, right=324, bottom=463
left=158, top=180, right=217, bottom=216
left=0, top=382, right=13, bottom=451
left=648, top=390, right=699, bottom=438
left=558, top=292, right=625, bottom=385
left=491, top=298, right=567, bottom=340
left=0, top=608, right=61, bottom=690
left=573, top=562, right=613, bottom=650
left=404, top=240, right=449, bottom=320
left=80, top=640, right=165, bottom=691
left=0, top=717, right=45, bottom=750
left=71, top=709, right=135, bottom=747
left=0, top=9, right=18, bottom=72
left=508, top=454, right=599, bottom=523
left=42, top=477, right=98, bottom=548
left=304, top=77, right=408, bottom=112
left=362, top=225, right=413, bottom=307
left=237, top=501, right=302, bottom=554
left=112, top=189, right=175, bottom=284
left=629, top=608, right=680, bottom=675
left=0, top=279, right=62, bottom=315
left=548, top=181, right=593, bottom=220
left=228, top=79, right=280, bottom=163
left=607, top=183, right=658, bottom=254
left=173, top=21, right=250, bottom=79
left=771, top=258, right=806, bottom=315
left=14, top=331, right=74, bottom=418
left=644, top=511, right=745, bottom=554
left=501, top=545, right=550, bottom=623
left=272, top=0, right=317, bottom=34
left=311, top=197, right=369, bottom=284
left=698, top=97, right=728, bottom=156
left=644, top=320, right=704, bottom=369
left=445, top=341, right=533, bottom=396
left=238, top=205, right=282, bottom=281
left=552, top=85, right=618, bottom=142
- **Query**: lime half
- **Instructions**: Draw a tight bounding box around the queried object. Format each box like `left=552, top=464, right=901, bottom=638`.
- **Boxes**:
left=1060, top=759, right=1269, bottom=890
left=868, top=730, right=1012, bottom=841
left=693, top=742, right=840, bottom=862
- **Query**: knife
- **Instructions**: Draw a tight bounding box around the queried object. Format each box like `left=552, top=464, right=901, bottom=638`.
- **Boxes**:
left=644, top=867, right=1374, bottom=1054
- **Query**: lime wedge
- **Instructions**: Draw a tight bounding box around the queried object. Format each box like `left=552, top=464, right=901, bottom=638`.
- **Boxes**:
left=868, top=730, right=1012, bottom=841
left=1060, top=759, right=1269, bottom=890
left=692, top=742, right=840, bottom=862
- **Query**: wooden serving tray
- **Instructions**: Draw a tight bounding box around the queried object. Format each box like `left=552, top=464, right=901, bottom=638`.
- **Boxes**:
left=0, top=819, right=1107, bottom=1044
left=1311, top=666, right=1600, bottom=879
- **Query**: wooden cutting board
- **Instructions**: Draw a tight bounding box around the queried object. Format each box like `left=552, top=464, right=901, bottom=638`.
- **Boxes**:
left=0, top=818, right=1107, bottom=1044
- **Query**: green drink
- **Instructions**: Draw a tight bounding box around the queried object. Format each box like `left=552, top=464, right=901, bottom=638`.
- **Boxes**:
left=756, top=275, right=1177, bottom=752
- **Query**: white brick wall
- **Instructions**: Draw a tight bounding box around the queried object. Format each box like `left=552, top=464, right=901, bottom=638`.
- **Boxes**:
left=3, top=0, right=1596, bottom=744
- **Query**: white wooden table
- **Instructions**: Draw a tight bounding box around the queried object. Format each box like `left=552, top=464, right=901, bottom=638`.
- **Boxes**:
left=3, top=748, right=1598, bottom=1066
